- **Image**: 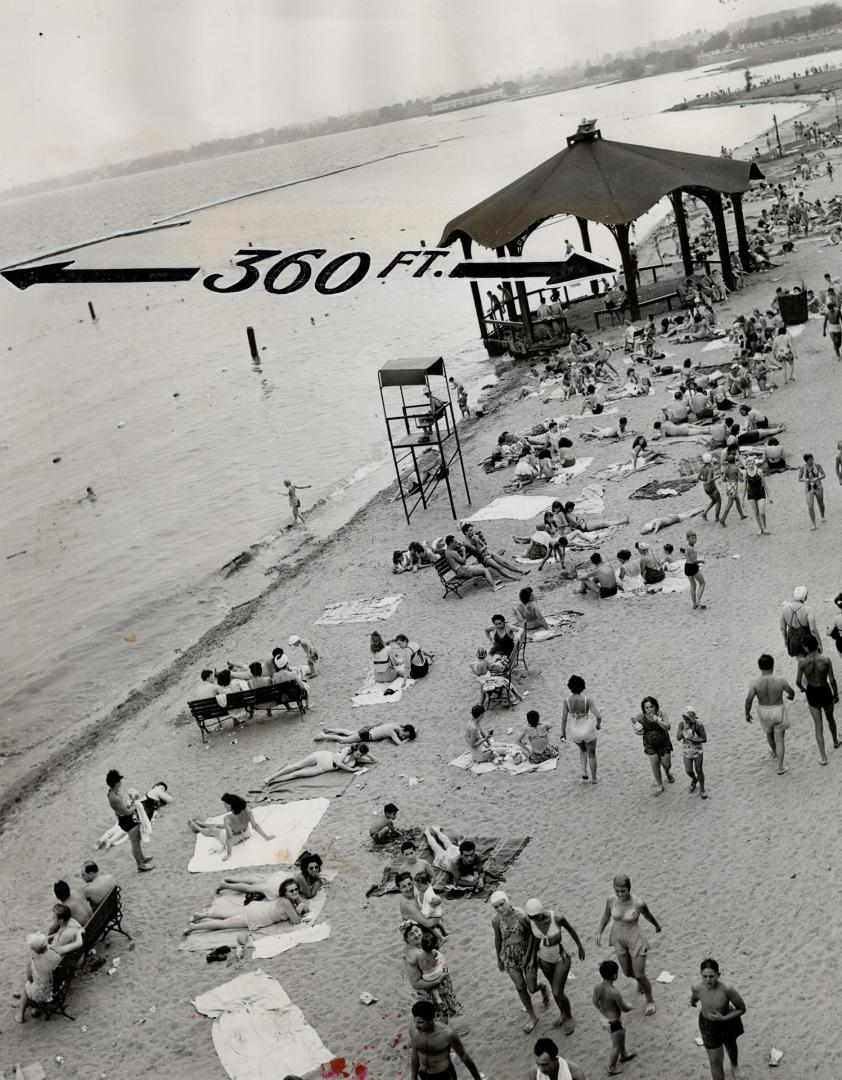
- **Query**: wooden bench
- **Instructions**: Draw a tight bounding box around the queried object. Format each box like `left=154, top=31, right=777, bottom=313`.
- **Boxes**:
left=37, top=886, right=131, bottom=1022
left=188, top=681, right=309, bottom=742
left=639, top=291, right=681, bottom=315
left=435, top=556, right=491, bottom=600
left=593, top=305, right=626, bottom=331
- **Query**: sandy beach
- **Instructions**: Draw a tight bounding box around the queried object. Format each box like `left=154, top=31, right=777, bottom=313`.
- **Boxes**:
left=3, top=99, right=842, bottom=1080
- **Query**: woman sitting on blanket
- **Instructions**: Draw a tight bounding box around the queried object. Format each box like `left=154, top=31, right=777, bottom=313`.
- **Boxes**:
left=188, top=793, right=275, bottom=862
left=616, top=549, right=645, bottom=594
left=517, top=709, right=559, bottom=764
left=370, top=630, right=407, bottom=687
left=314, top=722, right=417, bottom=745
left=512, top=586, right=550, bottom=633
left=560, top=500, right=629, bottom=533
left=264, top=744, right=376, bottom=785
left=537, top=511, right=567, bottom=570
left=466, top=703, right=503, bottom=763
left=185, top=877, right=309, bottom=934
left=216, top=851, right=327, bottom=901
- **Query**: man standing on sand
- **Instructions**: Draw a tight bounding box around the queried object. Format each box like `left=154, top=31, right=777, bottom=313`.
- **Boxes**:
left=529, top=1037, right=586, bottom=1080
left=409, top=1000, right=482, bottom=1080
left=745, top=654, right=795, bottom=775
left=796, top=635, right=840, bottom=765
left=283, top=478, right=310, bottom=525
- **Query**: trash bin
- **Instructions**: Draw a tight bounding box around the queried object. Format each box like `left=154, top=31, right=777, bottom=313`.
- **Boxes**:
left=777, top=291, right=808, bottom=326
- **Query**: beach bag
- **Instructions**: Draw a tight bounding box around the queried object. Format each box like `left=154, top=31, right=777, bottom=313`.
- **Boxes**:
left=642, top=565, right=665, bottom=585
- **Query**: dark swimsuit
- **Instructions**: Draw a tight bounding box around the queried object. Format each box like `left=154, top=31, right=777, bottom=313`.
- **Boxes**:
left=490, top=631, right=515, bottom=658
left=745, top=473, right=765, bottom=501
left=698, top=1011, right=744, bottom=1049
left=600, top=584, right=618, bottom=598
left=805, top=683, right=834, bottom=708
left=684, top=562, right=699, bottom=577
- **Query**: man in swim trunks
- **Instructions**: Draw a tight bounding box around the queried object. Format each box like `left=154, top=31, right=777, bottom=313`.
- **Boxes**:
left=582, top=553, right=618, bottom=598
left=529, top=1037, right=586, bottom=1080
left=409, top=999, right=482, bottom=1080
left=744, top=653, right=795, bottom=774
left=444, top=535, right=504, bottom=591
left=796, top=634, right=840, bottom=765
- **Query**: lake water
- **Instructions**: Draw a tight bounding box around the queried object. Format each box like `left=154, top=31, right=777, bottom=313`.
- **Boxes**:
left=0, top=50, right=825, bottom=760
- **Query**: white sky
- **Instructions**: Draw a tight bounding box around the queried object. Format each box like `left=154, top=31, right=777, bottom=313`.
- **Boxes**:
left=0, top=0, right=796, bottom=187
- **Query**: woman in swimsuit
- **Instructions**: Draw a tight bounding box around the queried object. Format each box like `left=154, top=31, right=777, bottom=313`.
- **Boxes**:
left=392, top=634, right=435, bottom=679
left=216, top=850, right=327, bottom=901
left=718, top=451, right=747, bottom=526
left=485, top=614, right=521, bottom=658
left=517, top=709, right=559, bottom=764
left=697, top=453, right=721, bottom=522
left=680, top=530, right=706, bottom=610
left=402, top=921, right=463, bottom=1022
left=313, top=722, right=416, bottom=745
left=524, top=897, right=586, bottom=1035
left=186, top=877, right=308, bottom=934
left=370, top=631, right=407, bottom=686
left=15, top=934, right=63, bottom=1023
left=512, top=587, right=550, bottom=633
left=465, top=704, right=500, bottom=764
left=743, top=458, right=769, bottom=535
left=491, top=891, right=550, bottom=1033
left=538, top=511, right=567, bottom=571
left=596, top=874, right=661, bottom=1016
left=188, top=793, right=275, bottom=861
left=560, top=675, right=602, bottom=783
left=676, top=707, right=708, bottom=799
left=631, top=696, right=674, bottom=796
left=690, top=958, right=747, bottom=1080
left=561, top=501, right=629, bottom=533
left=264, top=744, right=375, bottom=784
left=798, top=452, right=826, bottom=529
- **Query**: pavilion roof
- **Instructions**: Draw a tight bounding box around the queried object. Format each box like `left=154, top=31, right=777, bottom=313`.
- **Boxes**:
left=439, top=133, right=763, bottom=250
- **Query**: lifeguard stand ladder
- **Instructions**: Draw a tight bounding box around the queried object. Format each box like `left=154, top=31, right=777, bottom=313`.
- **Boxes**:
left=377, top=356, right=471, bottom=526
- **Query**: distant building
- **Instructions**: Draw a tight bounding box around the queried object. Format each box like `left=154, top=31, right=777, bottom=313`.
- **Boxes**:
left=430, top=87, right=507, bottom=114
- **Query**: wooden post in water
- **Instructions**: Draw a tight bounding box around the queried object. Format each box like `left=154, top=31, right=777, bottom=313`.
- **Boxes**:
left=246, top=326, right=259, bottom=360
left=87, top=301, right=97, bottom=322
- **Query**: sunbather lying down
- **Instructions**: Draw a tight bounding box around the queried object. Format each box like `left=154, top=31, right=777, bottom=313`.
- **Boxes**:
left=185, top=877, right=309, bottom=934
left=264, top=744, right=376, bottom=784
left=314, top=722, right=416, bottom=745
left=640, top=508, right=703, bottom=534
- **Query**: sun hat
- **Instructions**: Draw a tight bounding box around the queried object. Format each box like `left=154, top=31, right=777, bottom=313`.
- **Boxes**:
left=288, top=635, right=301, bottom=646
left=524, top=898, right=543, bottom=917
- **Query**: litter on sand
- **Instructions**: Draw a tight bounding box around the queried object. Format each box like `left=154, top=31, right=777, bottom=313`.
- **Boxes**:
left=769, top=1048, right=784, bottom=1067
left=655, top=971, right=675, bottom=984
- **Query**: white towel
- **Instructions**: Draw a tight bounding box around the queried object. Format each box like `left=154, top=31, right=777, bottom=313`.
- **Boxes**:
left=188, top=801, right=330, bottom=873
left=193, top=970, right=332, bottom=1080
left=547, top=456, right=593, bottom=484
left=465, top=495, right=556, bottom=522
left=351, top=672, right=415, bottom=707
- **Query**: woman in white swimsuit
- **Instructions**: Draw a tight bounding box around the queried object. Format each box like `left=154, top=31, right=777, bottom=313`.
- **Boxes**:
left=188, top=793, right=275, bottom=861
left=185, top=877, right=308, bottom=934
left=596, top=874, right=661, bottom=1016
left=524, top=898, right=586, bottom=1035
left=560, top=675, right=602, bottom=784
left=264, top=744, right=376, bottom=784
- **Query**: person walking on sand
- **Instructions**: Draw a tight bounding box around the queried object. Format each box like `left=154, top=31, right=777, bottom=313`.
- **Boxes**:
left=283, top=478, right=310, bottom=525
left=690, top=958, right=746, bottom=1080
left=677, top=707, right=708, bottom=798
left=796, top=634, right=840, bottom=764
left=529, top=1037, right=586, bottom=1080
left=743, top=458, right=769, bottom=536
left=596, top=874, right=661, bottom=1016
left=524, top=898, right=586, bottom=1035
left=106, top=769, right=153, bottom=872
left=409, top=1000, right=482, bottom=1080
left=822, top=299, right=842, bottom=360
left=745, top=653, right=795, bottom=775
left=490, top=891, right=550, bottom=1033
left=631, top=696, right=674, bottom=796
left=560, top=675, right=602, bottom=784
left=798, top=453, right=826, bottom=529
left=697, top=453, right=721, bottom=522
left=593, top=959, right=637, bottom=1075
left=718, top=451, right=747, bottom=527
left=680, top=530, right=706, bottom=610
left=780, top=586, right=822, bottom=656
left=771, top=324, right=797, bottom=382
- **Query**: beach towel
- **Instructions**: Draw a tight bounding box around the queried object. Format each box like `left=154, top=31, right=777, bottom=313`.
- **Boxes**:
left=253, top=767, right=368, bottom=804
left=351, top=671, right=415, bottom=707
left=180, top=873, right=333, bottom=956
left=617, top=567, right=690, bottom=598
left=547, top=456, right=593, bottom=483
left=367, top=831, right=530, bottom=899
left=526, top=611, right=583, bottom=641
left=701, top=340, right=734, bottom=352
left=566, top=482, right=605, bottom=514
left=449, top=746, right=558, bottom=775
left=465, top=494, right=556, bottom=522
left=554, top=407, right=618, bottom=423
left=193, top=970, right=332, bottom=1080
left=315, top=594, right=403, bottom=626
left=629, top=476, right=698, bottom=499
left=594, top=455, right=664, bottom=481
left=187, top=801, right=330, bottom=873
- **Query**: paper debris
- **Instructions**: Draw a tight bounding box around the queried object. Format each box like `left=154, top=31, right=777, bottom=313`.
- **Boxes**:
left=655, top=971, right=675, bottom=984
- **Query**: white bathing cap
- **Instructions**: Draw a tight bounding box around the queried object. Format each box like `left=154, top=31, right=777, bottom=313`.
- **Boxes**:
left=524, top=898, right=543, bottom=917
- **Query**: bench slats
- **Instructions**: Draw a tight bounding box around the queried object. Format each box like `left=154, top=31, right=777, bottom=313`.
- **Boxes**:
left=188, top=682, right=309, bottom=742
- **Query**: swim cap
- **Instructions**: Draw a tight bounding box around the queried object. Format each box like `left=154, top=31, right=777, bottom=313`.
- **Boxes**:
left=702, top=453, right=712, bottom=464
left=489, top=891, right=509, bottom=906
left=524, top=898, right=543, bottom=917
left=27, top=933, right=48, bottom=951
left=793, top=586, right=808, bottom=602
left=288, top=635, right=301, bottom=646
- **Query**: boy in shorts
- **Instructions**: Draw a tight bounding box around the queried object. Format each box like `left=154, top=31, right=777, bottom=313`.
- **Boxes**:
left=592, top=959, right=637, bottom=1075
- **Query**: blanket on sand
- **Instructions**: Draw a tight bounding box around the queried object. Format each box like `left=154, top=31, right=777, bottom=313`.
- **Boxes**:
left=193, top=970, right=332, bottom=1080
left=449, top=746, right=558, bottom=775
left=316, top=595, right=403, bottom=625
left=188, top=801, right=330, bottom=873
left=181, top=873, right=334, bottom=957
left=366, top=832, right=530, bottom=899
left=251, top=768, right=369, bottom=804
left=352, top=671, right=415, bottom=707
left=465, top=494, right=557, bottom=522
left=629, top=476, right=698, bottom=499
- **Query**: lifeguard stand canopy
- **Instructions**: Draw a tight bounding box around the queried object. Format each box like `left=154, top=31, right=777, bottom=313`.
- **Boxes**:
left=378, top=357, right=470, bottom=524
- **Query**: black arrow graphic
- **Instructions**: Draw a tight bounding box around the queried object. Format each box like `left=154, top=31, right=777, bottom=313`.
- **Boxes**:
left=1, top=261, right=201, bottom=291
left=450, top=257, right=614, bottom=286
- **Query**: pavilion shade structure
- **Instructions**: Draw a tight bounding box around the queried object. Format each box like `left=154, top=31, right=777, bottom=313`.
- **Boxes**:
left=439, top=137, right=764, bottom=247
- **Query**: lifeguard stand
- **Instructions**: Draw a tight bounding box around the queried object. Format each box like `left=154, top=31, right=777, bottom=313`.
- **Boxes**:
left=378, top=356, right=471, bottom=525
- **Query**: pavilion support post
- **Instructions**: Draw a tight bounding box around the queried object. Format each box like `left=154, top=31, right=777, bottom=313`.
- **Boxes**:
left=670, top=190, right=694, bottom=278
left=495, top=248, right=518, bottom=320
left=507, top=243, right=534, bottom=345
left=704, top=191, right=736, bottom=291
left=613, top=223, right=640, bottom=322
left=460, top=236, right=488, bottom=340
left=577, top=216, right=600, bottom=295
left=731, top=193, right=752, bottom=274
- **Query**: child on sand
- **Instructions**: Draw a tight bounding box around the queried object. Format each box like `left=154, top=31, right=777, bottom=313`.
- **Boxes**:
left=677, top=707, right=708, bottom=799
left=369, top=803, right=400, bottom=844
left=592, top=960, right=637, bottom=1075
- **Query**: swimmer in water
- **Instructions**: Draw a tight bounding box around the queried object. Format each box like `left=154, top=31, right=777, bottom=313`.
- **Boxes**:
left=282, top=479, right=311, bottom=525
left=79, top=486, right=97, bottom=504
